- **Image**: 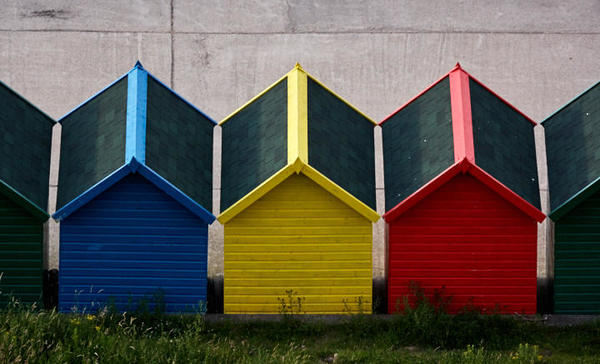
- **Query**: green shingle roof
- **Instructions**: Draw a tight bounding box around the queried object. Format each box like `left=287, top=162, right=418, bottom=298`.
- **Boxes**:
left=307, top=77, right=376, bottom=210
left=381, top=76, right=455, bottom=211
left=0, top=81, right=55, bottom=212
left=542, top=80, right=600, bottom=216
left=145, top=76, right=214, bottom=209
left=220, top=79, right=288, bottom=211
left=57, top=63, right=215, bottom=211
left=381, top=67, right=540, bottom=213
left=57, top=76, right=128, bottom=209
left=470, top=79, right=540, bottom=209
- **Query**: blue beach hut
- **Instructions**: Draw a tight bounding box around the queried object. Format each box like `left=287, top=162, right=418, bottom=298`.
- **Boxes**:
left=54, top=62, right=215, bottom=313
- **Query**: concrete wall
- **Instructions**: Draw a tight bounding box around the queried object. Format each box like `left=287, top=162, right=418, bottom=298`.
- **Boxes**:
left=1, top=0, right=599, bottom=311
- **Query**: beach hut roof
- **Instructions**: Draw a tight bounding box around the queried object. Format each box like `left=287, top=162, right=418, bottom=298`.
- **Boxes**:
left=57, top=62, right=215, bottom=211
left=219, top=64, right=378, bottom=221
left=381, top=64, right=542, bottom=219
left=541, top=79, right=600, bottom=219
left=0, top=80, right=55, bottom=218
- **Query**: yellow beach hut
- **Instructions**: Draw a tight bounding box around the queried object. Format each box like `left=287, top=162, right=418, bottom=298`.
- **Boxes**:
left=219, top=64, right=379, bottom=314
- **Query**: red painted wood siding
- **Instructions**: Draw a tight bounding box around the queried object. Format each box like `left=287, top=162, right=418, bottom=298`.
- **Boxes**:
left=388, top=174, right=537, bottom=314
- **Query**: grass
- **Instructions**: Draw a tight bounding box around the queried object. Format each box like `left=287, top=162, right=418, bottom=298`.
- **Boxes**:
left=0, top=298, right=599, bottom=363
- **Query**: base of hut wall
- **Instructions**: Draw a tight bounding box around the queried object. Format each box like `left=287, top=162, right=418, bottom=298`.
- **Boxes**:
left=207, top=276, right=224, bottom=314
left=43, top=269, right=59, bottom=309
left=537, top=277, right=554, bottom=314
left=372, top=277, right=387, bottom=314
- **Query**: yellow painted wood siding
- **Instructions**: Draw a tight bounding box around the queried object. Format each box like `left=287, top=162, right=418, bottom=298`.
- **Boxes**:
left=224, top=174, right=372, bottom=314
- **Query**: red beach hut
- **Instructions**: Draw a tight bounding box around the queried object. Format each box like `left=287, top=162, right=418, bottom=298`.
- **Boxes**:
left=381, top=64, right=545, bottom=314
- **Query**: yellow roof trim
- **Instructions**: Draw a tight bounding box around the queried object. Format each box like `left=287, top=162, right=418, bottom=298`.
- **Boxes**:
left=304, top=73, right=377, bottom=126
left=287, top=66, right=308, bottom=164
left=300, top=164, right=380, bottom=222
left=218, top=158, right=379, bottom=224
left=219, top=72, right=290, bottom=126
left=217, top=164, right=296, bottom=224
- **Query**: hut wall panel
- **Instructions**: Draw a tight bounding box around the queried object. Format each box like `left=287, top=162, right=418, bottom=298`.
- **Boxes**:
left=554, top=189, right=600, bottom=314
left=224, top=174, right=372, bottom=314
left=388, top=174, right=537, bottom=314
left=59, top=174, right=208, bottom=313
left=0, top=192, right=42, bottom=306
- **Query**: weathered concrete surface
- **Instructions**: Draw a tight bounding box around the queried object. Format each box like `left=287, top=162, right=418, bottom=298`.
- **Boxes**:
left=174, top=33, right=600, bottom=123
left=44, top=124, right=61, bottom=270
left=535, top=125, right=554, bottom=313
left=0, top=31, right=171, bottom=119
left=175, top=0, right=600, bottom=34
left=0, top=1, right=170, bottom=32
left=174, top=0, right=290, bottom=33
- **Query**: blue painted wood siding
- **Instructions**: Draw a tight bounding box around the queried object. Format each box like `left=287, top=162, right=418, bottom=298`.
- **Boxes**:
left=59, top=174, right=208, bottom=313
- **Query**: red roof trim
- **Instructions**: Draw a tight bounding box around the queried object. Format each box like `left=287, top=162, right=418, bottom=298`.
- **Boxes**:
left=382, top=161, right=463, bottom=222
left=466, top=72, right=537, bottom=126
left=468, top=164, right=545, bottom=222
left=383, top=158, right=545, bottom=223
left=379, top=64, right=459, bottom=126
left=449, top=67, right=475, bottom=163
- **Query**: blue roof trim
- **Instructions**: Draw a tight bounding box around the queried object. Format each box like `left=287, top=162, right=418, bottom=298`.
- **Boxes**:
left=146, top=73, right=217, bottom=125
left=134, top=159, right=216, bottom=224
left=125, top=64, right=148, bottom=163
left=53, top=157, right=215, bottom=223
left=58, top=61, right=216, bottom=125
left=541, top=79, right=600, bottom=125
left=57, top=71, right=130, bottom=123
left=53, top=163, right=131, bottom=220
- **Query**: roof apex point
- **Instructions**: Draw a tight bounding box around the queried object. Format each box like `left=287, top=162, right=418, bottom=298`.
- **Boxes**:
left=294, top=62, right=303, bottom=71
left=292, top=157, right=304, bottom=174
left=134, top=60, right=144, bottom=69
left=453, top=62, right=462, bottom=70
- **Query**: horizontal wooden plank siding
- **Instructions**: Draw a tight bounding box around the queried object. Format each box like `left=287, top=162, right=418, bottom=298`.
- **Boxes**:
left=388, top=174, right=537, bottom=314
left=555, top=190, right=600, bottom=314
left=0, top=193, right=42, bottom=306
left=59, top=174, right=208, bottom=313
left=224, top=174, right=372, bottom=314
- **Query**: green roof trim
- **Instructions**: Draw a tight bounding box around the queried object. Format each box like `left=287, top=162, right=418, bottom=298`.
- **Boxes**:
left=543, top=81, right=600, bottom=212
left=0, top=179, right=48, bottom=222
left=549, top=175, right=600, bottom=221
left=57, top=76, right=128, bottom=209
left=0, top=82, right=55, bottom=210
left=382, top=76, right=454, bottom=211
left=145, top=76, right=214, bottom=209
left=221, top=78, right=288, bottom=211
left=470, top=78, right=540, bottom=209
left=307, top=77, right=375, bottom=209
